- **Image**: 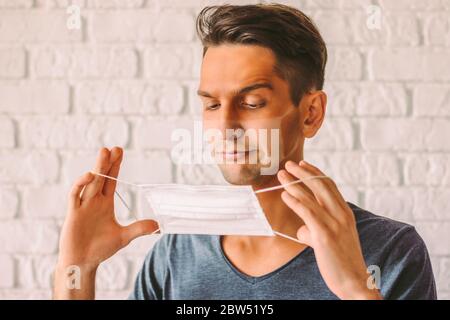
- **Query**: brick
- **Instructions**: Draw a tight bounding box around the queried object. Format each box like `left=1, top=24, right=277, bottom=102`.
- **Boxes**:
left=95, top=290, right=131, bottom=300
left=305, top=152, right=399, bottom=187
left=0, top=289, right=51, bottom=299
left=75, top=81, right=184, bottom=115
left=404, top=154, right=450, bottom=187
left=117, top=230, right=159, bottom=254
left=413, top=84, right=450, bottom=116
left=0, top=47, right=25, bottom=78
left=360, top=119, right=431, bottom=151
left=0, top=10, right=82, bottom=43
left=0, top=187, right=18, bottom=219
left=0, top=116, right=15, bottom=147
left=436, top=258, right=450, bottom=292
left=383, top=13, right=420, bottom=46
left=426, top=120, right=450, bottom=151
left=302, top=0, right=372, bottom=9
left=313, top=11, right=353, bottom=45
left=365, top=188, right=414, bottom=224
left=186, top=80, right=202, bottom=116
left=0, top=150, right=59, bottom=184
left=31, top=46, right=138, bottom=79
left=377, top=0, right=449, bottom=10
left=366, top=187, right=450, bottom=222
left=96, top=255, right=129, bottom=290
left=35, top=0, right=144, bottom=8
left=144, top=44, right=202, bottom=79
left=90, top=11, right=155, bottom=43
left=314, top=12, right=419, bottom=46
left=322, top=82, right=358, bottom=116
left=370, top=49, right=450, bottom=81
left=363, top=153, right=401, bottom=186
left=153, top=11, right=195, bottom=43
left=0, top=81, right=69, bottom=114
left=0, top=255, right=14, bottom=288
left=306, top=118, right=354, bottom=150
left=135, top=117, right=194, bottom=149
left=337, top=185, right=359, bottom=205
left=21, top=116, right=129, bottom=149
left=22, top=185, right=69, bottom=219
left=61, top=151, right=98, bottom=183
left=0, top=0, right=32, bottom=7
left=438, top=292, right=450, bottom=300
left=62, top=150, right=173, bottom=185
left=325, top=47, right=362, bottom=80
left=118, top=151, right=173, bottom=184
left=325, top=82, right=408, bottom=116
left=17, top=255, right=57, bottom=289
left=415, top=222, right=450, bottom=255
left=0, top=221, right=59, bottom=254
left=424, top=14, right=450, bottom=46
left=411, top=188, right=450, bottom=221
left=153, top=0, right=258, bottom=9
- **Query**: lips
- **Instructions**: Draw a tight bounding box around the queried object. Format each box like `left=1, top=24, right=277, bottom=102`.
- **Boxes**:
left=215, top=149, right=257, bottom=160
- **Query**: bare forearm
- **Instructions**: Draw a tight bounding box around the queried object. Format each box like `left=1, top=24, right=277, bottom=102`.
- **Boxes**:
left=53, top=263, right=98, bottom=300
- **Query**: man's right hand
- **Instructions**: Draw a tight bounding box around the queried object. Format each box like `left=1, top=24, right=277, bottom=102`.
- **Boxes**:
left=53, top=147, right=159, bottom=299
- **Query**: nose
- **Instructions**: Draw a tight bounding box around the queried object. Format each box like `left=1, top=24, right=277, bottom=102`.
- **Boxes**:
left=210, top=104, right=244, bottom=141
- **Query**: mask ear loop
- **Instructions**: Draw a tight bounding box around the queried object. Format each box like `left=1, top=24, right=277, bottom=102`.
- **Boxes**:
left=254, top=175, right=331, bottom=245
left=90, top=171, right=160, bottom=235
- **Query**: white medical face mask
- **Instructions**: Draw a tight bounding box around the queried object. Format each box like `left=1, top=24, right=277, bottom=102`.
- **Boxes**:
left=91, top=172, right=330, bottom=244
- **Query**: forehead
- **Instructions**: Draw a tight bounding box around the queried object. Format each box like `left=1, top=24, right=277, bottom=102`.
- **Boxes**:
left=199, top=44, right=278, bottom=94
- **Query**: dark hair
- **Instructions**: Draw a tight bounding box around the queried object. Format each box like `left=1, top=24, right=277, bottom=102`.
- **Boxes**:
left=196, top=3, right=327, bottom=106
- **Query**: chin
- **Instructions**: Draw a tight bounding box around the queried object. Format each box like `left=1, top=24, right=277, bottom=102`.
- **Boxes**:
left=218, top=163, right=265, bottom=185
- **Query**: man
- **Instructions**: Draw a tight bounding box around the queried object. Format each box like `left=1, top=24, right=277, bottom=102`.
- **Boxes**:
left=53, top=4, right=436, bottom=300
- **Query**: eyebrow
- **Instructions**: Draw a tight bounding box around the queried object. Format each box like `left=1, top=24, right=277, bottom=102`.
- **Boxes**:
left=197, top=82, right=274, bottom=98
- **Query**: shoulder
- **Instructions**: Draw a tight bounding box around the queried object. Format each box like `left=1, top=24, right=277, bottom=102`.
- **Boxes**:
left=347, top=201, right=432, bottom=267
left=347, top=202, right=437, bottom=299
left=347, top=202, right=420, bottom=247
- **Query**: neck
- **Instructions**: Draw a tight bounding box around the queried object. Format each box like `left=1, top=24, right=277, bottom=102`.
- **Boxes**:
left=254, top=176, right=305, bottom=238
left=223, top=174, right=306, bottom=250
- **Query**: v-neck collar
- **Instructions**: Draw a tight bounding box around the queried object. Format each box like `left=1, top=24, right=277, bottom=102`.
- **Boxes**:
left=215, top=235, right=313, bottom=284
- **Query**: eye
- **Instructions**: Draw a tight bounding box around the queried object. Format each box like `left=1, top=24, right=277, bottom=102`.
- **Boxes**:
left=205, top=104, right=220, bottom=110
left=241, top=101, right=266, bottom=109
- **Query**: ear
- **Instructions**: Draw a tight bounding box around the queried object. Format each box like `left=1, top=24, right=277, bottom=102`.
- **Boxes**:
left=300, top=90, right=327, bottom=138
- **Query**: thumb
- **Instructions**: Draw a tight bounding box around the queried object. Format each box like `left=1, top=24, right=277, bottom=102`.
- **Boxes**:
left=296, top=225, right=312, bottom=246
left=121, top=219, right=160, bottom=247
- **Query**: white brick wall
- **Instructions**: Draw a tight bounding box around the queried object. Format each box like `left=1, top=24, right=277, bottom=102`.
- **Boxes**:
left=0, top=0, right=449, bottom=299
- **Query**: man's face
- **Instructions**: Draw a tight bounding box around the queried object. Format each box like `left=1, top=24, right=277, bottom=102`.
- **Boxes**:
left=198, top=44, right=305, bottom=185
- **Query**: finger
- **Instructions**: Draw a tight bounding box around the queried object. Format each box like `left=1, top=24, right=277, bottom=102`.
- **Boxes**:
left=81, top=148, right=111, bottom=200
left=297, top=160, right=351, bottom=218
left=121, top=219, right=160, bottom=247
left=69, top=172, right=95, bottom=209
left=278, top=169, right=336, bottom=227
left=296, top=225, right=312, bottom=246
left=277, top=169, right=316, bottom=202
left=285, top=160, right=343, bottom=210
left=281, top=190, right=325, bottom=232
left=102, top=146, right=123, bottom=197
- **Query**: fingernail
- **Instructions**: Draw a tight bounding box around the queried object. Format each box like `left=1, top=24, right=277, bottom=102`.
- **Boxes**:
left=285, top=160, right=295, bottom=168
left=300, top=160, right=309, bottom=166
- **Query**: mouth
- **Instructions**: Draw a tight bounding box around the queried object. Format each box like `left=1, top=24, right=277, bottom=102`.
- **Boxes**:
left=215, top=149, right=258, bottom=160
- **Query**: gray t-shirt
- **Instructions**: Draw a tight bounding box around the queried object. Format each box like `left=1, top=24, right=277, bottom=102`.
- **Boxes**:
left=129, top=202, right=437, bottom=300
